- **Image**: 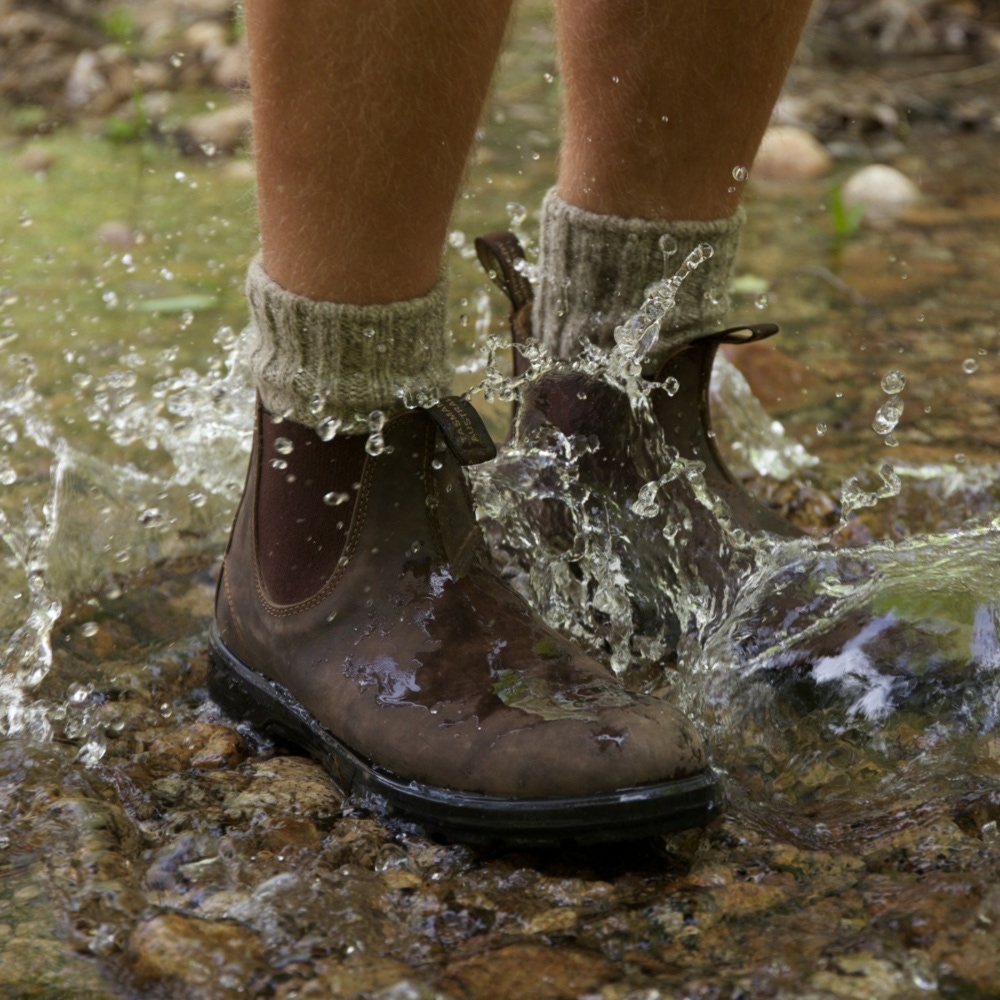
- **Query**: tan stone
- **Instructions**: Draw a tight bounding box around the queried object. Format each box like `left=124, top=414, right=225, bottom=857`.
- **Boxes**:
left=841, top=164, right=921, bottom=225
left=753, top=125, right=832, bottom=182
left=184, top=101, right=252, bottom=154
left=130, top=914, right=266, bottom=994
left=145, top=721, right=247, bottom=771
left=442, top=943, right=609, bottom=1000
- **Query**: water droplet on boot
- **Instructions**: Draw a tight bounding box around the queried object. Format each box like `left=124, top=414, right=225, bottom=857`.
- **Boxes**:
left=664, top=377, right=680, bottom=397
left=274, top=437, right=294, bottom=455
left=658, top=234, right=678, bottom=258
left=323, top=491, right=351, bottom=506
left=732, top=165, right=749, bottom=182
left=316, top=415, right=340, bottom=441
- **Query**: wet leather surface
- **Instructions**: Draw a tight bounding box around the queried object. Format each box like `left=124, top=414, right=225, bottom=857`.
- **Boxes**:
left=216, top=407, right=707, bottom=798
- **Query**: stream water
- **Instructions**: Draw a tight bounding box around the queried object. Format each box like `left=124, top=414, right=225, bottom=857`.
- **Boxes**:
left=3, top=6, right=1000, bottom=999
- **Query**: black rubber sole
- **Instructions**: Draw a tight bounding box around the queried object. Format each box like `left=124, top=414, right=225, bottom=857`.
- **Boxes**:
left=208, top=628, right=724, bottom=847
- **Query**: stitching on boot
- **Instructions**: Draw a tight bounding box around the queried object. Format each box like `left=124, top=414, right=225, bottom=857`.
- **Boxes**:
left=222, top=563, right=248, bottom=649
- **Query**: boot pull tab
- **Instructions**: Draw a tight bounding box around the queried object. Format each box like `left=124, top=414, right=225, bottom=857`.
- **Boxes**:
left=698, top=323, right=780, bottom=346
left=475, top=231, right=534, bottom=313
left=426, top=396, right=497, bottom=466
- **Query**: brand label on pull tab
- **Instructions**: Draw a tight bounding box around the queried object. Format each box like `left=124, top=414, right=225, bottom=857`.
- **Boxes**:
left=427, top=397, right=497, bottom=466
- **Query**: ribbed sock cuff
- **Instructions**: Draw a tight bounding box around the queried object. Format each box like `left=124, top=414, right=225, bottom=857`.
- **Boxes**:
left=242, top=255, right=453, bottom=430
left=534, top=190, right=744, bottom=368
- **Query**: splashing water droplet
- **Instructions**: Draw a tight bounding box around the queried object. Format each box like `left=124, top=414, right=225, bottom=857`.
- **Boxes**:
left=754, top=293, right=769, bottom=310
left=323, top=491, right=351, bottom=506
left=732, top=165, right=749, bottom=182
left=963, top=358, right=979, bottom=374
left=663, top=377, right=680, bottom=397
left=873, top=395, right=904, bottom=435
left=366, top=410, right=386, bottom=456
left=506, top=202, right=527, bottom=228
left=881, top=370, right=906, bottom=394
left=80, top=621, right=99, bottom=638
left=816, top=422, right=827, bottom=436
left=274, top=437, right=293, bottom=455
left=632, top=480, right=663, bottom=519
left=316, top=415, right=340, bottom=441
left=884, top=433, right=899, bottom=447
left=269, top=458, right=287, bottom=470
left=363, top=327, right=376, bottom=339
left=658, top=234, right=678, bottom=259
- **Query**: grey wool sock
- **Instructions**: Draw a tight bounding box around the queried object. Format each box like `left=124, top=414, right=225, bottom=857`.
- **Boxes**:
left=243, top=254, right=453, bottom=431
left=534, top=190, right=744, bottom=372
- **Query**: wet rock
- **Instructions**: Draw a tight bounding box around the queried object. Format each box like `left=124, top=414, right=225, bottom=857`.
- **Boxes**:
left=441, top=942, right=610, bottom=1000
left=220, top=158, right=256, bottom=183
left=0, top=933, right=118, bottom=999
left=212, top=40, right=250, bottom=89
left=274, top=957, right=425, bottom=1000
left=183, top=20, right=229, bottom=64
left=223, top=755, right=343, bottom=826
left=719, top=339, right=827, bottom=412
left=144, top=721, right=247, bottom=771
left=810, top=951, right=908, bottom=998
left=64, top=49, right=106, bottom=108
left=841, top=164, right=921, bottom=224
left=180, top=101, right=252, bottom=155
left=132, top=59, right=170, bottom=92
left=752, top=124, right=832, bottom=182
left=129, top=913, right=267, bottom=997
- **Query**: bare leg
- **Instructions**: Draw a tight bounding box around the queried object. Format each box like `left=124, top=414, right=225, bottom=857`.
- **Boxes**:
left=536, top=0, right=814, bottom=362
left=556, top=0, right=814, bottom=221
left=246, top=0, right=514, bottom=303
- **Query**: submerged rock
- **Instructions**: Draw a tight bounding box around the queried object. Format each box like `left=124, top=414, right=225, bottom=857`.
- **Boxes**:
left=753, top=124, right=832, bottom=182
left=841, top=163, right=921, bottom=224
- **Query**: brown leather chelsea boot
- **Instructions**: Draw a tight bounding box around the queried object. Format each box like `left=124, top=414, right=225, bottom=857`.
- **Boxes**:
left=209, top=395, right=721, bottom=845
left=474, top=231, right=802, bottom=653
